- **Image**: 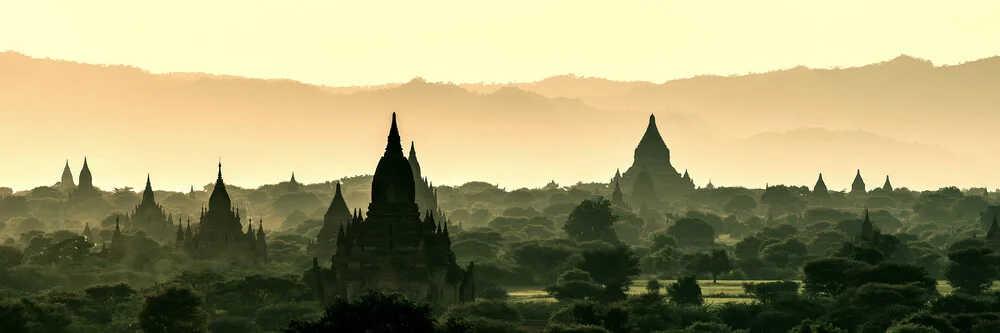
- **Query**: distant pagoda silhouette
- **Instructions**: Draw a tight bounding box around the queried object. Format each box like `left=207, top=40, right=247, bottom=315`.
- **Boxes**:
left=176, top=162, right=267, bottom=265
left=851, top=169, right=867, bottom=195
left=615, top=114, right=695, bottom=204
left=308, top=182, right=352, bottom=261
left=408, top=141, right=447, bottom=224
left=319, top=113, right=474, bottom=307
left=127, top=175, right=176, bottom=242
left=57, top=160, right=75, bottom=192
left=68, top=157, right=102, bottom=202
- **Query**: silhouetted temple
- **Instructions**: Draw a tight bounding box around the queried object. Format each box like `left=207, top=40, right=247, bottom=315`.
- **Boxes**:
left=850, top=170, right=866, bottom=195
left=98, top=217, right=128, bottom=262
left=986, top=216, right=1000, bottom=245
left=882, top=176, right=893, bottom=192
left=409, top=141, right=447, bottom=223
left=320, top=113, right=473, bottom=307
left=309, top=182, right=352, bottom=261
left=176, top=163, right=267, bottom=265
left=610, top=169, right=627, bottom=208
left=812, top=173, right=830, bottom=204
left=287, top=173, right=300, bottom=192
left=81, top=222, right=93, bottom=240
left=57, top=160, right=75, bottom=192
left=68, top=158, right=102, bottom=202
left=127, top=175, right=175, bottom=241
left=859, top=208, right=875, bottom=242
left=615, top=114, right=695, bottom=204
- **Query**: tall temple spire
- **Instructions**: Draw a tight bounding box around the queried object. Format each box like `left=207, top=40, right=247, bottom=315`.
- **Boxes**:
left=288, top=172, right=300, bottom=192
left=860, top=207, right=874, bottom=241
left=386, top=113, right=403, bottom=154
left=317, top=182, right=351, bottom=246
left=79, top=157, right=93, bottom=188
left=371, top=113, right=416, bottom=204
left=814, top=173, right=829, bottom=194
left=882, top=176, right=893, bottom=192
left=611, top=176, right=626, bottom=207
left=987, top=215, right=1000, bottom=240
left=141, top=174, right=155, bottom=205
left=851, top=169, right=866, bottom=194
left=633, top=114, right=671, bottom=164
left=60, top=160, right=75, bottom=189
left=408, top=141, right=423, bottom=181
left=208, top=161, right=232, bottom=211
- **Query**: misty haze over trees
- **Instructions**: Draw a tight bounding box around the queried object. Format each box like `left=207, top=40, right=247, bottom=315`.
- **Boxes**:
left=2, top=105, right=1000, bottom=332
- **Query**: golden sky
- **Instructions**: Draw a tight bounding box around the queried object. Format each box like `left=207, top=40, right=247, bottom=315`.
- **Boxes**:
left=1, top=1, right=998, bottom=193
left=2, top=0, right=998, bottom=86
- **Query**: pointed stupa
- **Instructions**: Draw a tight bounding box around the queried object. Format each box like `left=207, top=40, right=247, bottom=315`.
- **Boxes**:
left=408, top=141, right=423, bottom=181
left=987, top=216, right=1000, bottom=241
left=79, top=157, right=93, bottom=188
left=851, top=169, right=866, bottom=194
left=813, top=173, right=829, bottom=195
left=610, top=176, right=626, bottom=207
left=141, top=174, right=155, bottom=205
left=705, top=179, right=715, bottom=190
left=208, top=162, right=232, bottom=211
left=59, top=160, right=75, bottom=190
left=82, top=222, right=94, bottom=242
left=682, top=169, right=691, bottom=181
left=288, top=172, right=300, bottom=192
left=860, top=207, right=875, bottom=241
left=371, top=113, right=416, bottom=204
left=882, top=176, right=893, bottom=192
left=635, top=114, right=672, bottom=164
left=617, top=114, right=693, bottom=200
left=317, top=182, right=352, bottom=244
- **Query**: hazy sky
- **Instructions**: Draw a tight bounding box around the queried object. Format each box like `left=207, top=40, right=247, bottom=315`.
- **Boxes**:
left=2, top=0, right=998, bottom=86
left=2, top=1, right=998, bottom=193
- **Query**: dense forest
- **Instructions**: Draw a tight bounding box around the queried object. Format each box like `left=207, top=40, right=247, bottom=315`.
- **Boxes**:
left=2, top=168, right=1000, bottom=332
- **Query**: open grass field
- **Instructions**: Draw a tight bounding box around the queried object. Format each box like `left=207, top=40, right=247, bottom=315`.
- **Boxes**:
left=505, top=280, right=996, bottom=304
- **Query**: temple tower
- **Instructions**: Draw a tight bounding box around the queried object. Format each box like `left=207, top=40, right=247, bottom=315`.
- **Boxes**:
left=58, top=160, right=75, bottom=192
left=616, top=114, right=694, bottom=202
left=851, top=170, right=866, bottom=195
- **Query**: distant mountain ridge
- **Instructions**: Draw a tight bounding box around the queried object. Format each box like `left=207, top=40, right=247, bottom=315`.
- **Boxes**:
left=0, top=51, right=997, bottom=191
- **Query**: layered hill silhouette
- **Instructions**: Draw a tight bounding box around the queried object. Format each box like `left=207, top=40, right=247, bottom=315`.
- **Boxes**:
left=0, top=51, right=996, bottom=190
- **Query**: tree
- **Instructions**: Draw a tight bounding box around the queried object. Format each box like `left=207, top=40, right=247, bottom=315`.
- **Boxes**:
left=577, top=243, right=641, bottom=289
left=666, top=218, right=715, bottom=247
left=688, top=249, right=735, bottom=283
left=760, top=185, right=807, bottom=216
left=284, top=290, right=436, bottom=333
left=0, top=245, right=23, bottom=275
left=563, top=198, right=619, bottom=243
left=545, top=269, right=605, bottom=301
left=0, top=298, right=73, bottom=333
left=667, top=275, right=703, bottom=306
left=509, top=240, right=580, bottom=282
left=789, top=320, right=844, bottom=333
left=645, top=279, right=661, bottom=294
left=945, top=247, right=997, bottom=295
left=649, top=233, right=677, bottom=253
left=138, top=285, right=208, bottom=333
left=802, top=258, right=864, bottom=296
left=84, top=283, right=137, bottom=324
left=724, top=194, right=757, bottom=216
left=742, top=281, right=800, bottom=304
